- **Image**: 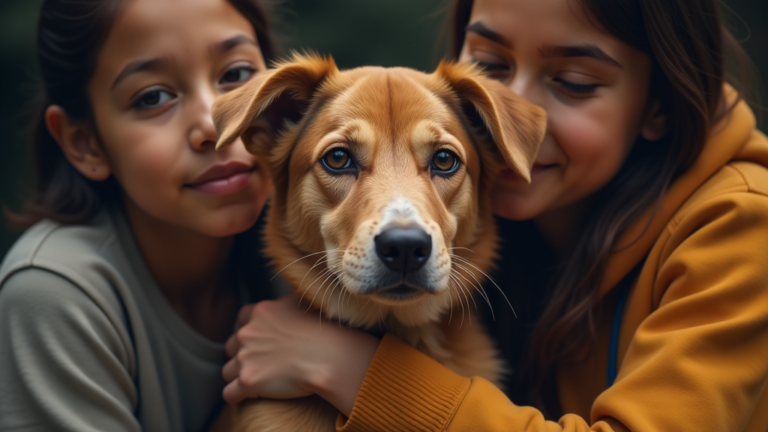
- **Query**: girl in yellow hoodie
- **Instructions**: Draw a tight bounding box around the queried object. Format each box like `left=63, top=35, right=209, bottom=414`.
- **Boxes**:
left=220, top=0, right=768, bottom=430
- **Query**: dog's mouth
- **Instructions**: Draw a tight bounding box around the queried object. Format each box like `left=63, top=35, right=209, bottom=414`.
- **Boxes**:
left=374, top=284, right=422, bottom=301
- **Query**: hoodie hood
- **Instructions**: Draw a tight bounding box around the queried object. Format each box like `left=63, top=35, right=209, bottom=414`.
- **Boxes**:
left=599, top=95, right=768, bottom=297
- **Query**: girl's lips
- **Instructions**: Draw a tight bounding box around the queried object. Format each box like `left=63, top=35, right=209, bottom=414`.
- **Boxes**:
left=186, top=162, right=254, bottom=196
left=499, top=164, right=556, bottom=183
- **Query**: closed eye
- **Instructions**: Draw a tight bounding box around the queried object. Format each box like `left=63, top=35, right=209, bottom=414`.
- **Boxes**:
left=553, top=77, right=598, bottom=95
left=473, top=60, right=511, bottom=81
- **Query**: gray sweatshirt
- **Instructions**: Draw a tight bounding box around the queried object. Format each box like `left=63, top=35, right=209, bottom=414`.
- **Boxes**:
left=0, top=207, right=281, bottom=432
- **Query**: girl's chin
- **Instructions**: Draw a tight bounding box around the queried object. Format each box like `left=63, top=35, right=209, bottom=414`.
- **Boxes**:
left=195, top=210, right=261, bottom=238
left=490, top=189, right=544, bottom=221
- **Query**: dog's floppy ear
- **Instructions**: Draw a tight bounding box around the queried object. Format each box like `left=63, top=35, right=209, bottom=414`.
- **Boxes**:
left=214, top=53, right=338, bottom=155
left=436, top=61, right=547, bottom=183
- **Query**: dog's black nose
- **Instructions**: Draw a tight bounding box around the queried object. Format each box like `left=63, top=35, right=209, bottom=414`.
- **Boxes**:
left=375, top=227, right=432, bottom=273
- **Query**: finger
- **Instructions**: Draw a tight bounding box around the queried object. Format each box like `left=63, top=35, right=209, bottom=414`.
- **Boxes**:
left=225, top=333, right=239, bottom=358
left=223, top=378, right=254, bottom=405
left=235, top=303, right=256, bottom=329
left=222, top=357, right=240, bottom=383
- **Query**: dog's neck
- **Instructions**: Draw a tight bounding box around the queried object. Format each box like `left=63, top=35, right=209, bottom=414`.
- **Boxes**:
left=357, top=313, right=456, bottom=362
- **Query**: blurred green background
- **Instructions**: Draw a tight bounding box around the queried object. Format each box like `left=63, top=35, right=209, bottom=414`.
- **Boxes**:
left=0, top=0, right=766, bottom=257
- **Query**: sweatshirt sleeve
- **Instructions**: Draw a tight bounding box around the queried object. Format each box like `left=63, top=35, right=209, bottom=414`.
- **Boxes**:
left=336, top=335, right=617, bottom=432
left=0, top=268, right=141, bottom=432
left=337, top=189, right=768, bottom=432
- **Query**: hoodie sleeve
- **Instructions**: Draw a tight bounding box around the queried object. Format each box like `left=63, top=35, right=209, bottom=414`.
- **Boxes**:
left=337, top=185, right=768, bottom=432
left=336, top=334, right=618, bottom=432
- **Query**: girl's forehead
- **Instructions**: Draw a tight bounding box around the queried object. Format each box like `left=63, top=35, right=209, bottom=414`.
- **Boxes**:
left=470, top=0, right=617, bottom=47
left=93, top=0, right=256, bottom=84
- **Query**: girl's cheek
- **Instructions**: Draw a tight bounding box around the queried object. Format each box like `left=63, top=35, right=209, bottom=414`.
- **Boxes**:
left=107, top=122, right=186, bottom=193
left=551, top=109, right=605, bottom=160
left=553, top=110, right=629, bottom=194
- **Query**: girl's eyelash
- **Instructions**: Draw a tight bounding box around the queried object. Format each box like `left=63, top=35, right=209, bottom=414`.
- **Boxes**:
left=131, top=87, right=175, bottom=110
left=553, top=78, right=598, bottom=94
left=473, top=60, right=510, bottom=72
left=219, top=65, right=257, bottom=85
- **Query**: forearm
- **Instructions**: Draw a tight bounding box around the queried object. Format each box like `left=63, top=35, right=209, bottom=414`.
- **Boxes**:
left=307, top=326, right=380, bottom=417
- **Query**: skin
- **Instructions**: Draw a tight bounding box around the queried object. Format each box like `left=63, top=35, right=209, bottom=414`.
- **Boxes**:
left=45, top=0, right=271, bottom=342
left=223, top=0, right=665, bottom=425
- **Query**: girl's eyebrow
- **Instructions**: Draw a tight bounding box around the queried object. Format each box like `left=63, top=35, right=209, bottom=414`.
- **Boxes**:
left=109, top=36, right=256, bottom=90
left=111, top=57, right=173, bottom=90
left=212, top=35, right=259, bottom=54
left=466, top=22, right=623, bottom=69
left=539, top=44, right=623, bottom=69
left=466, top=22, right=511, bottom=48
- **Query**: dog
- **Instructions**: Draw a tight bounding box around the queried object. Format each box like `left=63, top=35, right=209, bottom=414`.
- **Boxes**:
left=209, top=54, right=546, bottom=432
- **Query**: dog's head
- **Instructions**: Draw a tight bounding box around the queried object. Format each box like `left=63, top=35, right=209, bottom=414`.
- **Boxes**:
left=215, top=54, right=546, bottom=328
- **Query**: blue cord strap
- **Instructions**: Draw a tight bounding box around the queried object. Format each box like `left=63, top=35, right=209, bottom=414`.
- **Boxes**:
left=607, top=273, right=635, bottom=387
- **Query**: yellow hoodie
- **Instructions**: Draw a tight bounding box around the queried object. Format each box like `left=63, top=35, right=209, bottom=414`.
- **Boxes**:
left=337, top=98, right=768, bottom=431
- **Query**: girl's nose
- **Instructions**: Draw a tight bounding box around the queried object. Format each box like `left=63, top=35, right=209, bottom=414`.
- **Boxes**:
left=189, top=89, right=219, bottom=152
left=508, top=71, right=540, bottom=107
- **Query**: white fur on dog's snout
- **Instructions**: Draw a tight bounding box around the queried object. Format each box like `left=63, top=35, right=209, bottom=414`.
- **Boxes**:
left=337, top=197, right=452, bottom=301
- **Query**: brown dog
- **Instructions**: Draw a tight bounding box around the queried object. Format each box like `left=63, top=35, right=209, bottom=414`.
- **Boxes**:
left=210, top=54, right=546, bottom=432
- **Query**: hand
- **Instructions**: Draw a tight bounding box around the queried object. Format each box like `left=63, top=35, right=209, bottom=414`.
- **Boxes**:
left=221, top=295, right=380, bottom=417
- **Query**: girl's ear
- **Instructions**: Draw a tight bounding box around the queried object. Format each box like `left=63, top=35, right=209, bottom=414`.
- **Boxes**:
left=45, top=105, right=111, bottom=181
left=436, top=61, right=547, bottom=183
left=640, top=98, right=668, bottom=142
left=213, top=53, right=338, bottom=159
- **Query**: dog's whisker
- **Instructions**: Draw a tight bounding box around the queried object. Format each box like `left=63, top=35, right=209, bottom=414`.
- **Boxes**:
left=445, top=285, right=454, bottom=325
left=447, top=246, right=476, bottom=254
left=271, top=249, right=339, bottom=281
left=455, top=269, right=495, bottom=321
left=448, top=278, right=466, bottom=329
left=336, top=283, right=344, bottom=327
left=450, top=270, right=479, bottom=313
left=297, top=259, right=330, bottom=300
left=298, top=253, right=334, bottom=291
left=298, top=248, right=345, bottom=291
left=345, top=289, right=354, bottom=309
left=317, top=269, right=342, bottom=312
left=304, top=265, right=340, bottom=313
left=453, top=275, right=474, bottom=327
left=306, top=264, right=339, bottom=290
left=302, top=266, right=336, bottom=303
left=451, top=254, right=516, bottom=318
left=324, top=278, right=343, bottom=327
left=318, top=275, right=341, bottom=327
left=451, top=255, right=498, bottom=318
left=448, top=274, right=467, bottom=311
left=451, top=263, right=490, bottom=315
left=297, top=258, right=331, bottom=306
left=329, top=278, right=344, bottom=326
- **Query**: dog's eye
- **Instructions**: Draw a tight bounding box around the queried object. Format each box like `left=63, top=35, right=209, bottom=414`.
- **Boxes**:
left=431, top=150, right=460, bottom=175
left=321, top=148, right=355, bottom=173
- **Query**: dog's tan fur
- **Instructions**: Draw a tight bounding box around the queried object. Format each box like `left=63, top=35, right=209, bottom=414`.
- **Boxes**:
left=209, top=54, right=546, bottom=432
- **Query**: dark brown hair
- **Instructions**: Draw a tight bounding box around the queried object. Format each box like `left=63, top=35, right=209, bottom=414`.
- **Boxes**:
left=10, top=0, right=277, bottom=228
left=450, top=0, right=753, bottom=414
